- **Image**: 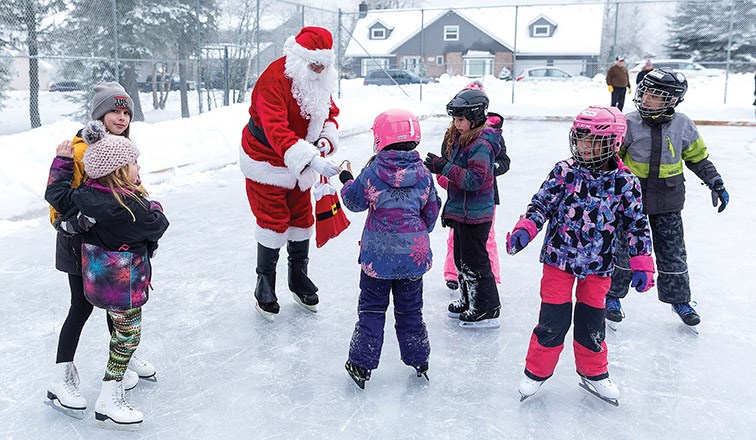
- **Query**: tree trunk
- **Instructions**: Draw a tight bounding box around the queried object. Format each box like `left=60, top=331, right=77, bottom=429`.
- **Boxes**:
left=178, top=38, right=190, bottom=118
left=122, top=66, right=144, bottom=122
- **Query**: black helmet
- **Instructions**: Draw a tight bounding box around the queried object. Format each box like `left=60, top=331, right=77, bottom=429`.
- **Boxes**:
left=446, top=89, right=489, bottom=127
left=633, top=68, right=688, bottom=117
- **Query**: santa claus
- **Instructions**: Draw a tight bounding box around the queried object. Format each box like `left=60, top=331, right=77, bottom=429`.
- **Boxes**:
left=240, top=26, right=341, bottom=321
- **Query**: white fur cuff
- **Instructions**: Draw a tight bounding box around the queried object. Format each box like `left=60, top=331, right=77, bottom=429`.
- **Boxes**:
left=255, top=225, right=288, bottom=249
left=284, top=139, right=318, bottom=176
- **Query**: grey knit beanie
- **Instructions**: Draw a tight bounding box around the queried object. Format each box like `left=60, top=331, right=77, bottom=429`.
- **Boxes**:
left=82, top=120, right=140, bottom=179
left=91, top=82, right=134, bottom=121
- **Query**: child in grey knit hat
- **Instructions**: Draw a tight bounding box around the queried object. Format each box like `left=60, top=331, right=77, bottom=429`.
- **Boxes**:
left=44, top=81, right=157, bottom=423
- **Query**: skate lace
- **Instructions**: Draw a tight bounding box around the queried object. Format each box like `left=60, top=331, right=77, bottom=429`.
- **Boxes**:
left=112, top=383, right=136, bottom=412
left=64, top=364, right=82, bottom=397
left=672, top=302, right=696, bottom=316
left=129, top=355, right=148, bottom=369
left=605, top=297, right=622, bottom=312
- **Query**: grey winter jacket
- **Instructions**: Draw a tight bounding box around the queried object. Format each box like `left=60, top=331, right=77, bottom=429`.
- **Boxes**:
left=620, top=111, right=721, bottom=215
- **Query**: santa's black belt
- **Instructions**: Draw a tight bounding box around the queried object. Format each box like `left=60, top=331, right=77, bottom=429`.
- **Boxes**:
left=247, top=117, right=271, bottom=148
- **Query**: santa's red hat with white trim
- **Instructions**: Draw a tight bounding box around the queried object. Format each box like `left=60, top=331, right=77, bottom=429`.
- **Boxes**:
left=284, top=26, right=335, bottom=67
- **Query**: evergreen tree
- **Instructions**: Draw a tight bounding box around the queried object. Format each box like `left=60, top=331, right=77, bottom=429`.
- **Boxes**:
left=665, top=0, right=755, bottom=72
left=0, top=0, right=66, bottom=126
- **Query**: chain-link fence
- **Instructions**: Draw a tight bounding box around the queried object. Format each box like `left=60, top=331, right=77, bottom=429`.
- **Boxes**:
left=0, top=0, right=753, bottom=135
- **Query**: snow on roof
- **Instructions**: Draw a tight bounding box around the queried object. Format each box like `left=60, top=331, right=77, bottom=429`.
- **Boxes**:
left=345, top=4, right=604, bottom=58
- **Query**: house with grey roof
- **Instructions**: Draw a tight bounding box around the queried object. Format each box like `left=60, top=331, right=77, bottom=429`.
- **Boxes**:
left=344, top=4, right=605, bottom=79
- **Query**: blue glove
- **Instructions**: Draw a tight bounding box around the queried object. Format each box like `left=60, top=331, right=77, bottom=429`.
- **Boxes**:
left=709, top=178, right=728, bottom=213
left=631, top=271, right=654, bottom=293
left=424, top=153, right=449, bottom=175
left=506, top=229, right=530, bottom=255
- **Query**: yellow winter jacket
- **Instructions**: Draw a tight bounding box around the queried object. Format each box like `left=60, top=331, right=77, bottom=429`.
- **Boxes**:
left=49, top=132, right=87, bottom=225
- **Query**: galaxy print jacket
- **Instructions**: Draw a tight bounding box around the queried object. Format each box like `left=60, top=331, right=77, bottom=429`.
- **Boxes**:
left=521, top=157, right=652, bottom=279
left=341, top=149, right=440, bottom=280
left=45, top=156, right=169, bottom=310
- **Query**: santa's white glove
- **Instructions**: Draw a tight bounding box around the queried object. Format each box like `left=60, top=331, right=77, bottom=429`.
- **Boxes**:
left=308, top=155, right=340, bottom=177
left=315, top=137, right=334, bottom=155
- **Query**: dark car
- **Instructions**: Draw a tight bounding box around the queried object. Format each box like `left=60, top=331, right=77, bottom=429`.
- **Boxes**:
left=140, top=74, right=196, bottom=92
left=48, top=80, right=83, bottom=92
left=363, top=69, right=435, bottom=86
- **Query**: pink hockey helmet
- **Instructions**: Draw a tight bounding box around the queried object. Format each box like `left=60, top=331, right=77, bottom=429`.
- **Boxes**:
left=569, top=105, right=627, bottom=169
left=371, top=108, right=421, bottom=152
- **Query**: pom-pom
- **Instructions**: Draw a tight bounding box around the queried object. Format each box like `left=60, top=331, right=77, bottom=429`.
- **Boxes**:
left=82, top=120, right=107, bottom=145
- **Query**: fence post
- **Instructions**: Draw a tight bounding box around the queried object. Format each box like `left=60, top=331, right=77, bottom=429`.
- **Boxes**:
left=420, top=9, right=424, bottom=102
left=196, top=0, right=203, bottom=114
left=723, top=0, right=735, bottom=104
left=511, top=5, right=519, bottom=104
left=111, top=0, right=119, bottom=81
left=338, top=8, right=342, bottom=99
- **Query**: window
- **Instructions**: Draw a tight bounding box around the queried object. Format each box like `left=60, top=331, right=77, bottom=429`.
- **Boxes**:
left=444, top=25, right=459, bottom=41
left=533, top=25, right=550, bottom=37
left=361, top=58, right=389, bottom=76
left=402, top=56, right=421, bottom=72
left=463, top=58, right=493, bottom=77
left=370, top=28, right=386, bottom=40
left=436, top=56, right=444, bottom=65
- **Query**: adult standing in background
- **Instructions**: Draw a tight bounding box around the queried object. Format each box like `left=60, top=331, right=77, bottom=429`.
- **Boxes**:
left=239, top=26, right=341, bottom=321
left=606, top=56, right=631, bottom=111
left=636, top=59, right=653, bottom=84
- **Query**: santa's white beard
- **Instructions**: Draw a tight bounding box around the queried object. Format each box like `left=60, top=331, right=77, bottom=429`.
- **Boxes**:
left=285, top=55, right=337, bottom=128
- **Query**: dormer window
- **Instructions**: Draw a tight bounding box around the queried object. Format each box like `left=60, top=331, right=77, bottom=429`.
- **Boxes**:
left=370, top=28, right=386, bottom=40
left=533, top=25, right=550, bottom=37
left=528, top=15, right=557, bottom=38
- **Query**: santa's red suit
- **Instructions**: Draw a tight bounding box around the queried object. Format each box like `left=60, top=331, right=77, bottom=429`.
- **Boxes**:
left=240, top=26, right=340, bottom=318
left=240, top=28, right=339, bottom=249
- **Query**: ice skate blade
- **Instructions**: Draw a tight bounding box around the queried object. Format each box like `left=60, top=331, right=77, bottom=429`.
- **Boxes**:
left=138, top=374, right=157, bottom=382
left=255, top=303, right=276, bottom=322
left=578, top=381, right=619, bottom=407
left=347, top=374, right=366, bottom=390
left=94, top=413, right=143, bottom=431
left=45, top=395, right=86, bottom=419
left=447, top=311, right=461, bottom=319
left=681, top=323, right=699, bottom=335
left=292, top=293, right=318, bottom=313
left=519, top=393, right=534, bottom=402
left=459, top=318, right=500, bottom=329
left=606, top=319, right=619, bottom=332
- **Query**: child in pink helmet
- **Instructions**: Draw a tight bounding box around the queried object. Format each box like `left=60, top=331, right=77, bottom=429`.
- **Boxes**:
left=340, top=109, right=441, bottom=389
left=506, top=105, right=654, bottom=405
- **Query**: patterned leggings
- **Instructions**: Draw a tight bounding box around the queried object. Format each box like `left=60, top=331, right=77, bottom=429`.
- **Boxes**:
left=103, top=307, right=142, bottom=382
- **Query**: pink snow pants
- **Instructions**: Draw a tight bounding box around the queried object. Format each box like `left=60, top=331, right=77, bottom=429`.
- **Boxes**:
left=524, top=264, right=610, bottom=380
left=444, top=212, right=501, bottom=284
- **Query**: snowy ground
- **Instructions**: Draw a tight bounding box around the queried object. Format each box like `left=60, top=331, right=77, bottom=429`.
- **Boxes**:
left=1, top=117, right=755, bottom=439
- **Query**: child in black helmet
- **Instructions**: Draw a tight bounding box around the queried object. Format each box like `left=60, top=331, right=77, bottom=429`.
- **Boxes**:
left=606, top=69, right=729, bottom=332
left=424, top=87, right=502, bottom=329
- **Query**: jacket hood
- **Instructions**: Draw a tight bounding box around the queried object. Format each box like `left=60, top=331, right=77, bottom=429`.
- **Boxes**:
left=74, top=185, right=139, bottom=222
left=478, top=127, right=502, bottom=157
left=371, top=150, right=426, bottom=188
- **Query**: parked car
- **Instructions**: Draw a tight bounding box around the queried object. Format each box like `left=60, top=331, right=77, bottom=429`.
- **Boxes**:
left=629, top=59, right=725, bottom=78
left=515, top=67, right=590, bottom=81
left=140, top=74, right=196, bottom=92
left=363, top=69, right=435, bottom=86
left=498, top=67, right=512, bottom=81
left=48, top=80, right=83, bottom=92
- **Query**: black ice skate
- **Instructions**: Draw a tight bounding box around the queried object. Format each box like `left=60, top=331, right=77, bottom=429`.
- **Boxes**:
left=459, top=307, right=501, bottom=329
left=605, top=296, right=624, bottom=331
left=345, top=360, right=371, bottom=390
left=414, top=363, right=429, bottom=382
left=672, top=302, right=700, bottom=334
left=292, top=291, right=319, bottom=313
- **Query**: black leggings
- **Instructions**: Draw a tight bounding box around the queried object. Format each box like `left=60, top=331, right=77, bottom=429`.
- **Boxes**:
left=56, top=274, right=114, bottom=363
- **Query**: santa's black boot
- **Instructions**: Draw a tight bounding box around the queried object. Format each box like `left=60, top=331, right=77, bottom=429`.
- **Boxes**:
left=287, top=239, right=319, bottom=312
left=254, top=244, right=280, bottom=321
